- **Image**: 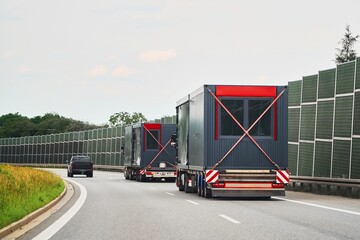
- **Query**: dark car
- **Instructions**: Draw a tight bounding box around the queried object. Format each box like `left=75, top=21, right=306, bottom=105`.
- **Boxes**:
left=67, top=155, right=93, bottom=177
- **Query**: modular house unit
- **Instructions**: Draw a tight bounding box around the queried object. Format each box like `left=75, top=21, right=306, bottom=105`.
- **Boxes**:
left=173, top=84, right=289, bottom=197
left=123, top=123, right=177, bottom=181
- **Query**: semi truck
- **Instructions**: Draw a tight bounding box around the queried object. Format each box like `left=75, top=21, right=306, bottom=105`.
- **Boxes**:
left=123, top=123, right=177, bottom=182
left=172, top=84, right=289, bottom=198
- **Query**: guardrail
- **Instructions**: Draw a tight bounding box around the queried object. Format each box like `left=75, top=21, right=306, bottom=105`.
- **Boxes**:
left=288, top=176, right=360, bottom=198
left=1, top=163, right=124, bottom=172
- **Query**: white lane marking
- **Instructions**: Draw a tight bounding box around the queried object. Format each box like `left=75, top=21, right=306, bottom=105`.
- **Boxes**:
left=33, top=179, right=87, bottom=240
left=166, top=192, right=175, bottom=196
left=219, top=214, right=241, bottom=224
left=273, top=197, right=360, bottom=216
left=149, top=187, right=157, bottom=190
left=186, top=200, right=199, bottom=205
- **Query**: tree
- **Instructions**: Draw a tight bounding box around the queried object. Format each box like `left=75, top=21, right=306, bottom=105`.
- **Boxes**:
left=0, top=112, right=103, bottom=138
left=335, top=24, right=359, bottom=64
left=109, top=112, right=147, bottom=127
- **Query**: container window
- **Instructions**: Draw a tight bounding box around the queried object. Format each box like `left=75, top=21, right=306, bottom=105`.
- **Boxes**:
left=221, top=99, right=244, bottom=136
left=249, top=99, right=272, bottom=136
left=146, top=130, right=159, bottom=150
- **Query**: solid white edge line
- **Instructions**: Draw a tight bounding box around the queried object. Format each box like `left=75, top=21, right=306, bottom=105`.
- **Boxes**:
left=272, top=197, right=360, bottom=216
left=33, top=179, right=87, bottom=240
left=186, top=200, right=199, bottom=205
left=166, top=192, right=175, bottom=196
left=219, top=214, right=240, bottom=224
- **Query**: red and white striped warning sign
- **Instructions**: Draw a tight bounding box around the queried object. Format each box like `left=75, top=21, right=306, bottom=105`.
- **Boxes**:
left=206, top=170, right=219, bottom=183
left=276, top=170, right=289, bottom=184
left=139, top=169, right=146, bottom=175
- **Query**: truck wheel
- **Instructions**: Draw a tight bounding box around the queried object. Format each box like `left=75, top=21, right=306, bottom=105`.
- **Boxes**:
left=178, top=173, right=185, bottom=191
left=124, top=171, right=129, bottom=180
left=204, top=184, right=212, bottom=198
left=88, top=172, right=93, bottom=178
left=201, top=176, right=205, bottom=197
left=69, top=171, right=73, bottom=178
left=184, top=174, right=191, bottom=193
left=197, top=173, right=202, bottom=196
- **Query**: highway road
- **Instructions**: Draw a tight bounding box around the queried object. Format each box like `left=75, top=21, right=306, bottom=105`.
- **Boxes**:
left=16, top=169, right=360, bottom=240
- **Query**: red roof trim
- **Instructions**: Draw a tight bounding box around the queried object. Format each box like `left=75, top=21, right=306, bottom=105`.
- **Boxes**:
left=216, top=86, right=277, bottom=98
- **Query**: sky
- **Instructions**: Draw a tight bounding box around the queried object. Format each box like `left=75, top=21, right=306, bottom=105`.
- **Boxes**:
left=1, top=0, right=360, bottom=125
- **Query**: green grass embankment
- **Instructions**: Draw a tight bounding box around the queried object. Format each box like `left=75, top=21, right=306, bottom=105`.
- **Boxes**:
left=0, top=164, right=64, bottom=229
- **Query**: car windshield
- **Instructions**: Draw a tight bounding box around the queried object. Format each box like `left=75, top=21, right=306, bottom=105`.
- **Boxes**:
left=72, top=156, right=91, bottom=162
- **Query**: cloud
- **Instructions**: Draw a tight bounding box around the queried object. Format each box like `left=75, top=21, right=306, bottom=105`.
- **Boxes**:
left=139, top=49, right=177, bottom=62
left=3, top=51, right=14, bottom=59
left=88, top=65, right=107, bottom=77
left=18, top=65, right=32, bottom=73
left=112, top=65, right=135, bottom=77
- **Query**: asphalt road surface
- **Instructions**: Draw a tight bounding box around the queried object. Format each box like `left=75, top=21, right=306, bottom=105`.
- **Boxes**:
left=17, top=169, right=360, bottom=240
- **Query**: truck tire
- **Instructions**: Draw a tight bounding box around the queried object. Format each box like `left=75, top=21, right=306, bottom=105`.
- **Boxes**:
left=178, top=172, right=185, bottom=191
left=184, top=174, right=192, bottom=193
left=88, top=172, right=93, bottom=178
left=197, top=173, right=202, bottom=196
left=200, top=173, right=206, bottom=197
left=204, top=184, right=212, bottom=198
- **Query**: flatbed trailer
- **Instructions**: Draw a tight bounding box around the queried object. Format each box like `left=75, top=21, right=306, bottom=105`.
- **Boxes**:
left=123, top=123, right=176, bottom=182
left=172, top=84, right=289, bottom=197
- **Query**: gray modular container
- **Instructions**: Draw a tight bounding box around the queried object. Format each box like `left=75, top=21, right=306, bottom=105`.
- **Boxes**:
left=175, top=84, right=288, bottom=198
left=123, top=123, right=176, bottom=181
left=176, top=84, right=288, bottom=171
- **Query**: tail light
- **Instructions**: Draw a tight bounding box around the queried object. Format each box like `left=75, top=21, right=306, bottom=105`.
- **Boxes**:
left=212, top=182, right=225, bottom=188
left=146, top=171, right=153, bottom=176
left=272, top=183, right=284, bottom=188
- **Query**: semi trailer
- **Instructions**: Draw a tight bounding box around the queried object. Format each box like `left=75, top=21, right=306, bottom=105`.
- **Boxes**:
left=123, top=123, right=177, bottom=182
left=172, top=84, right=289, bottom=198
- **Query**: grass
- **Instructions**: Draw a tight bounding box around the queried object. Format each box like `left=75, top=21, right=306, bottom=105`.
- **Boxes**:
left=0, top=164, right=65, bottom=229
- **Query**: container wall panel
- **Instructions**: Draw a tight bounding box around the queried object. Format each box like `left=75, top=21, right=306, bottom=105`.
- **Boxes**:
left=288, top=80, right=302, bottom=106
left=318, top=69, right=335, bottom=99
left=298, top=142, right=314, bottom=176
left=288, top=144, right=298, bottom=175
left=336, top=62, right=355, bottom=94
left=316, top=100, right=334, bottom=139
left=354, top=92, right=360, bottom=135
left=332, top=140, right=351, bottom=178
left=351, top=138, right=360, bottom=179
left=314, top=141, right=331, bottom=177
left=300, top=105, right=316, bottom=141
left=288, top=108, right=300, bottom=142
left=302, top=75, right=317, bottom=103
left=334, top=96, right=353, bottom=138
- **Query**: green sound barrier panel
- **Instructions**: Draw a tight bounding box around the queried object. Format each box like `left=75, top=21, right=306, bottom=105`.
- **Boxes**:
left=316, top=100, right=334, bottom=139
left=336, top=62, right=355, bottom=95
left=314, top=141, right=331, bottom=177
left=332, top=140, right=351, bottom=178
left=302, top=75, right=318, bottom=103
left=334, top=96, right=353, bottom=138
left=351, top=138, right=360, bottom=179
left=298, top=142, right=314, bottom=176
left=300, top=105, right=316, bottom=141
left=288, top=108, right=300, bottom=142
left=288, top=144, right=298, bottom=175
left=354, top=92, right=360, bottom=135
left=288, top=80, right=302, bottom=106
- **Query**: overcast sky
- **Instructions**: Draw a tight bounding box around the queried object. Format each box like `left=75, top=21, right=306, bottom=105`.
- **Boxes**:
left=1, top=0, right=360, bottom=125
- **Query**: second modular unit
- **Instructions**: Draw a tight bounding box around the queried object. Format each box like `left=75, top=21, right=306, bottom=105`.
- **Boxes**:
left=123, top=123, right=176, bottom=181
